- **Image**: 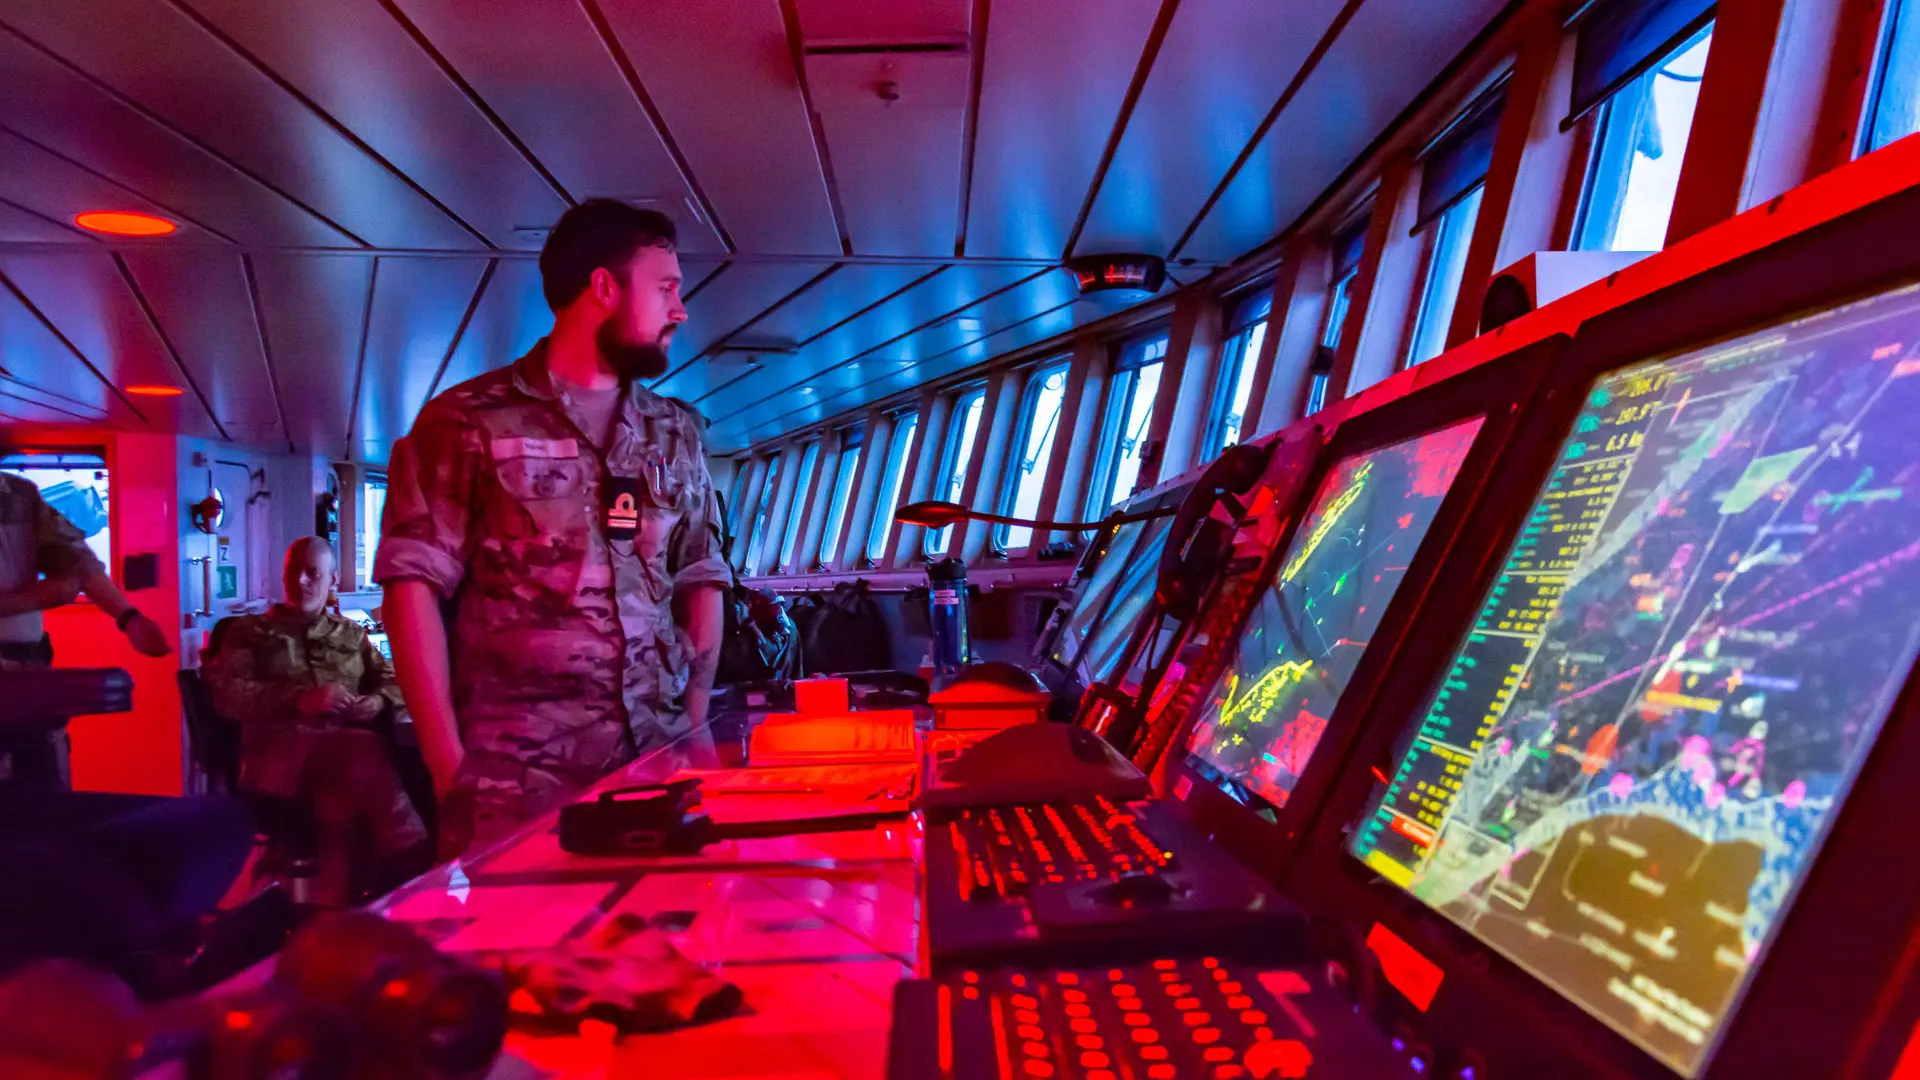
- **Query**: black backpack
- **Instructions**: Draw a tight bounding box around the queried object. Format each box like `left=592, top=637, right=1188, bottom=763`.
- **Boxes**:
left=799, top=580, right=892, bottom=676
left=699, top=493, right=796, bottom=685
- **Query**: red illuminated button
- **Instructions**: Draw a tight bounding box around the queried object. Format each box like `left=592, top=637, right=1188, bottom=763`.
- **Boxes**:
left=1245, top=1038, right=1314, bottom=1078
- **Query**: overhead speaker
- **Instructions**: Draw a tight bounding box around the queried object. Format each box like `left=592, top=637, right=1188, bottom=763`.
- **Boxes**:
left=1066, top=254, right=1167, bottom=296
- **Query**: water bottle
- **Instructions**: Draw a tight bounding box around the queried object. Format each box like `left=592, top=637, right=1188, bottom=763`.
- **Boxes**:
left=927, top=557, right=971, bottom=686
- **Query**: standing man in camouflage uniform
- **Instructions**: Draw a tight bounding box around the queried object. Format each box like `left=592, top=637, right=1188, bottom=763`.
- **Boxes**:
left=376, top=200, right=732, bottom=859
left=0, top=472, right=170, bottom=787
left=203, top=536, right=428, bottom=905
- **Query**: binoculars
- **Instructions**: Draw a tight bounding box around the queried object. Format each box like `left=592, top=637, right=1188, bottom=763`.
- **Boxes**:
left=123, top=913, right=508, bottom=1080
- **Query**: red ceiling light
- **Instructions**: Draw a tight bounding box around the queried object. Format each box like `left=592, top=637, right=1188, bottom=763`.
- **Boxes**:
left=75, top=211, right=177, bottom=237
left=126, top=384, right=184, bottom=397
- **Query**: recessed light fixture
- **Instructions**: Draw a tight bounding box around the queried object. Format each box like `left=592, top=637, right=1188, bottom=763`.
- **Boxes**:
left=797, top=386, right=817, bottom=396
left=953, top=316, right=983, bottom=333
left=75, top=211, right=178, bottom=237
left=126, top=384, right=184, bottom=397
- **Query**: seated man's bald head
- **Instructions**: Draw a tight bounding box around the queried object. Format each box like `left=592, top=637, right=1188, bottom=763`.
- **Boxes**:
left=284, top=536, right=337, bottom=617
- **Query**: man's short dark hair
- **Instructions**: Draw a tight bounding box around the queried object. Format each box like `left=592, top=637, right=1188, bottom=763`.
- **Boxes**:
left=538, top=199, right=678, bottom=311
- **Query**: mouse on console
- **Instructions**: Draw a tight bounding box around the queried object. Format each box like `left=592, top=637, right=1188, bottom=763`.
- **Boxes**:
left=1089, top=872, right=1184, bottom=907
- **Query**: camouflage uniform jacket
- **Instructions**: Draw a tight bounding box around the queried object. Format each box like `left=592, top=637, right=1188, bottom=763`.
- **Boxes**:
left=0, top=473, right=104, bottom=649
left=203, top=607, right=406, bottom=747
left=372, top=342, right=731, bottom=844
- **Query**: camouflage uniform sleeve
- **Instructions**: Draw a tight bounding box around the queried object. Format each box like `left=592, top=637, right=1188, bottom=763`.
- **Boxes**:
left=668, top=402, right=733, bottom=592
left=203, top=619, right=303, bottom=728
left=357, top=627, right=407, bottom=715
left=373, top=402, right=482, bottom=599
left=29, top=485, right=104, bottom=579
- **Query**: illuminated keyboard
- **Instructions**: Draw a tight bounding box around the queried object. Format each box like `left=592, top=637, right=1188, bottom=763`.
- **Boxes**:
left=888, top=957, right=1403, bottom=1079
left=922, top=797, right=1301, bottom=973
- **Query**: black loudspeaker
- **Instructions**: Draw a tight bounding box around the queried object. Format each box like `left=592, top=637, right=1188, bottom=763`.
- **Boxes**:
left=122, top=553, right=159, bottom=591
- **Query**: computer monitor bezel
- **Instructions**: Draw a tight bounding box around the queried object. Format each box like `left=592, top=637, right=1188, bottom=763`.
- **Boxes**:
left=1159, top=336, right=1566, bottom=886
left=1285, top=179, right=1920, bottom=1079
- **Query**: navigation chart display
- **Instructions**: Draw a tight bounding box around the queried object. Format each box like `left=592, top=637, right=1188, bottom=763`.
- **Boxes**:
left=1188, top=419, right=1485, bottom=809
left=1350, top=282, right=1920, bottom=1075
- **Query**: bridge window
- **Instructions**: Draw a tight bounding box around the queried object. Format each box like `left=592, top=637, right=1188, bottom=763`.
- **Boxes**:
left=994, top=361, right=1070, bottom=554
left=1203, top=293, right=1272, bottom=457
left=1090, top=333, right=1168, bottom=514
left=1, top=451, right=111, bottom=570
left=359, top=475, right=387, bottom=591
left=816, top=426, right=864, bottom=569
left=1572, top=0, right=1715, bottom=253
left=724, top=457, right=751, bottom=542
left=865, top=411, right=918, bottom=566
left=1867, top=0, right=1920, bottom=151
left=926, top=388, right=986, bottom=558
left=776, top=441, right=821, bottom=573
left=1309, top=216, right=1368, bottom=415
left=1407, top=87, right=1503, bottom=367
left=740, top=452, right=782, bottom=572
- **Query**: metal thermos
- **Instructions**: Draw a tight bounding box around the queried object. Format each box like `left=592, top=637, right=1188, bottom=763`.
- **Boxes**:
left=927, top=557, right=970, bottom=682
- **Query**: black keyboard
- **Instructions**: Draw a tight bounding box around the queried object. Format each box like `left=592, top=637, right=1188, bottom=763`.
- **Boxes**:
left=889, top=956, right=1404, bottom=1079
left=922, top=797, right=1302, bottom=973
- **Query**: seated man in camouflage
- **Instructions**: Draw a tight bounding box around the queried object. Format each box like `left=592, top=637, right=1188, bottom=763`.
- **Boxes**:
left=204, top=537, right=429, bottom=906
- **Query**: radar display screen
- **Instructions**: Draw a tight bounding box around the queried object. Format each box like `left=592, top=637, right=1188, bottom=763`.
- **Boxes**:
left=1349, top=282, right=1920, bottom=1075
left=1187, top=418, right=1485, bottom=809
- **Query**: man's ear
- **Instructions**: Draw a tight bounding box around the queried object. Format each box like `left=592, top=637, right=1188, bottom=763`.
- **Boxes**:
left=588, top=265, right=620, bottom=309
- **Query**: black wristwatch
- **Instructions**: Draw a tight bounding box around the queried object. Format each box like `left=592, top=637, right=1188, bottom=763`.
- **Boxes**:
left=116, top=608, right=141, bottom=632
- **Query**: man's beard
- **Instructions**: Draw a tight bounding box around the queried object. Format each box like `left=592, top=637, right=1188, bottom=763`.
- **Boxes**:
left=597, top=320, right=671, bottom=380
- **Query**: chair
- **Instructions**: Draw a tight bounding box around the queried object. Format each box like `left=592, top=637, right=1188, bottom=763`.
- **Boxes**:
left=178, top=638, right=319, bottom=905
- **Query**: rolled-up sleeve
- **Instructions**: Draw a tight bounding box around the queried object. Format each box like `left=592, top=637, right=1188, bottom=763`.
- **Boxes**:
left=373, top=403, right=481, bottom=599
left=669, top=405, right=732, bottom=592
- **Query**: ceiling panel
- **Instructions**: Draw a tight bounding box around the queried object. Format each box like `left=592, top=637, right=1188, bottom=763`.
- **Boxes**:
left=694, top=262, right=1037, bottom=421
left=724, top=298, right=1093, bottom=446
left=0, top=199, right=85, bottom=244
left=0, top=252, right=220, bottom=438
left=2, top=0, right=474, bottom=248
left=249, top=254, right=375, bottom=457
left=426, top=258, right=549, bottom=410
left=662, top=260, right=839, bottom=379
left=707, top=267, right=1073, bottom=431
left=963, top=0, right=1160, bottom=259
left=597, top=2, right=841, bottom=255
left=1180, top=0, right=1511, bottom=261
left=0, top=32, right=350, bottom=247
left=1076, top=0, right=1350, bottom=257
left=795, top=0, right=970, bottom=42
left=804, top=51, right=966, bottom=257
left=0, top=279, right=123, bottom=422
left=0, top=129, right=226, bottom=246
left=658, top=261, right=938, bottom=402
left=352, top=255, right=492, bottom=462
left=387, top=0, right=724, bottom=253
left=119, top=252, right=283, bottom=446
left=180, top=0, right=569, bottom=250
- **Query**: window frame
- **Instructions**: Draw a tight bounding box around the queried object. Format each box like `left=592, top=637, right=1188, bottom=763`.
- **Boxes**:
left=775, top=440, right=822, bottom=574
left=740, top=452, right=783, bottom=574
left=924, top=386, right=988, bottom=559
left=1084, top=331, right=1170, bottom=520
left=992, top=359, right=1071, bottom=556
left=1864, top=0, right=1920, bottom=155
left=359, top=473, right=387, bottom=592
left=1571, top=18, right=1716, bottom=253
left=1404, top=183, right=1486, bottom=368
left=1201, top=291, right=1273, bottom=459
left=864, top=410, right=920, bottom=568
left=815, top=425, right=864, bottom=571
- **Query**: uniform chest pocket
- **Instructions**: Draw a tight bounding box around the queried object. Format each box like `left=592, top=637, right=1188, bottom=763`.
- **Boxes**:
left=495, top=456, right=591, bottom=502
left=492, top=455, right=594, bottom=543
